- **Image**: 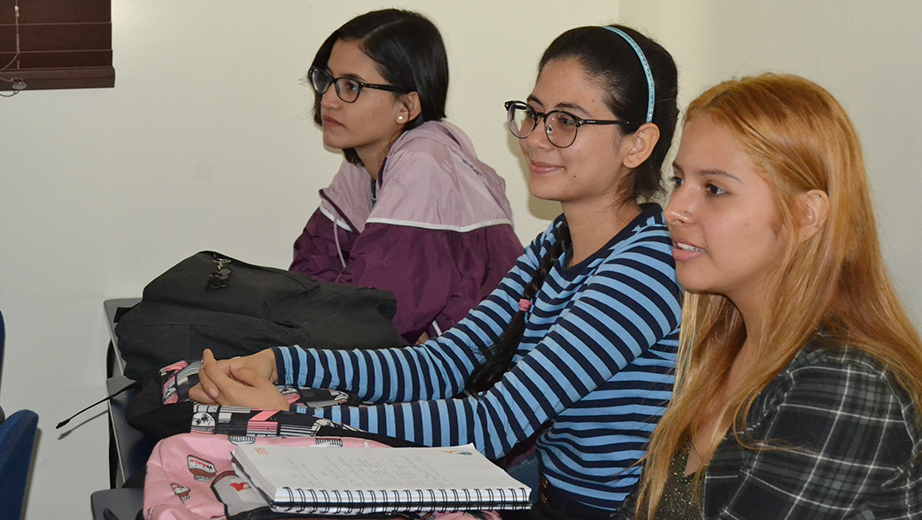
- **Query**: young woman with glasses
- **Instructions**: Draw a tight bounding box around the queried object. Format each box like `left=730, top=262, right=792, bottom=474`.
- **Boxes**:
left=192, top=24, right=681, bottom=519
left=290, top=9, right=522, bottom=344
left=620, top=74, right=922, bottom=519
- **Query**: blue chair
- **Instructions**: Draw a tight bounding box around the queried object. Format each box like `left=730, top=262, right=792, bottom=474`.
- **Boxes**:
left=0, top=310, right=39, bottom=520
left=0, top=410, right=38, bottom=520
left=0, top=308, right=3, bottom=406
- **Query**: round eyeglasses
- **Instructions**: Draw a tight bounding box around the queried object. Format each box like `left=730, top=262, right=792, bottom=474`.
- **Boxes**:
left=505, top=100, right=630, bottom=148
left=309, top=67, right=409, bottom=103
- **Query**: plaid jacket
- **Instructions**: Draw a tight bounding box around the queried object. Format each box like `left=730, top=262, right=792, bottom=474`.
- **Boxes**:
left=702, top=338, right=922, bottom=519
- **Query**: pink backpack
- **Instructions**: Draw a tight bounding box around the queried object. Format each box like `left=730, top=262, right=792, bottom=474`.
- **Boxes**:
left=143, top=432, right=501, bottom=520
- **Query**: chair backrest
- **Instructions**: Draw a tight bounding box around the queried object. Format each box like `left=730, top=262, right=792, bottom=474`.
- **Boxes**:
left=0, top=409, right=38, bottom=520
left=0, top=309, right=5, bottom=419
left=0, top=310, right=40, bottom=520
left=0, top=308, right=5, bottom=386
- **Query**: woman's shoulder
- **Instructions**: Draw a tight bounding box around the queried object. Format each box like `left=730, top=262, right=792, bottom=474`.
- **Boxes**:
left=384, top=121, right=499, bottom=186
left=371, top=121, right=515, bottom=230
left=386, top=121, right=477, bottom=171
left=579, top=204, right=673, bottom=268
left=757, top=336, right=921, bottom=444
left=710, top=337, right=922, bottom=518
left=768, top=338, right=907, bottom=401
left=624, top=203, right=671, bottom=244
left=786, top=337, right=905, bottom=390
left=522, top=206, right=673, bottom=272
left=392, top=120, right=472, bottom=151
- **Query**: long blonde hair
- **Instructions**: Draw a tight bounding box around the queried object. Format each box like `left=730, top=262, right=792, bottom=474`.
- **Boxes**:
left=636, top=73, right=922, bottom=517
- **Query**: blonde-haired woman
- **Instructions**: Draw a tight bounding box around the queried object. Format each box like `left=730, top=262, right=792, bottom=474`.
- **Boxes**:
left=622, top=73, right=922, bottom=518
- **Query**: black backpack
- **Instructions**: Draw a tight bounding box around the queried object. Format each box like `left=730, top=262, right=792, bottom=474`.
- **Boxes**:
left=115, top=251, right=405, bottom=381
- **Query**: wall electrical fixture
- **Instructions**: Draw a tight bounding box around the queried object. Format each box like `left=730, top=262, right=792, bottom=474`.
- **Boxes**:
left=0, top=0, right=115, bottom=94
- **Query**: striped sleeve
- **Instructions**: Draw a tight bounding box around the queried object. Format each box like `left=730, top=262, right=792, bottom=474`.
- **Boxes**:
left=274, top=215, right=681, bottom=461
left=274, top=232, right=544, bottom=403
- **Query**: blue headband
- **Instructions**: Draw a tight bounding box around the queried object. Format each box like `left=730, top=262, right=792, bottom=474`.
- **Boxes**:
left=603, top=26, right=655, bottom=124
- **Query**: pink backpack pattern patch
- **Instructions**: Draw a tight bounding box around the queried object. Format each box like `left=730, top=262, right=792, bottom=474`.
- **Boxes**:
left=144, top=432, right=501, bottom=520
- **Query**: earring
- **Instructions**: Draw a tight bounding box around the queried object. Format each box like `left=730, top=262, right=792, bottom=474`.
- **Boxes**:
left=397, top=115, right=405, bottom=122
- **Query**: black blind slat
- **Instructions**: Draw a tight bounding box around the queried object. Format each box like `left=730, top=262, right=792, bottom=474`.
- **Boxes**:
left=1, top=50, right=113, bottom=69
left=0, top=27, right=14, bottom=52
left=0, top=67, right=115, bottom=90
left=18, top=24, right=112, bottom=52
left=0, top=0, right=110, bottom=24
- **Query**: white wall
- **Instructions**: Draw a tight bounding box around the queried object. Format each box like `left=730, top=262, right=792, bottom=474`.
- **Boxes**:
left=0, top=1, right=617, bottom=517
left=619, top=0, right=922, bottom=328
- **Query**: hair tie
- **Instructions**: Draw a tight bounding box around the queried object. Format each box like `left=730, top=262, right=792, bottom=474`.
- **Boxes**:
left=518, top=299, right=531, bottom=313
left=603, top=26, right=655, bottom=124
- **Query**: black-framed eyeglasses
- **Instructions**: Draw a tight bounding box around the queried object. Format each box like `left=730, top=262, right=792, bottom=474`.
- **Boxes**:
left=309, top=67, right=408, bottom=103
left=505, top=100, right=630, bottom=148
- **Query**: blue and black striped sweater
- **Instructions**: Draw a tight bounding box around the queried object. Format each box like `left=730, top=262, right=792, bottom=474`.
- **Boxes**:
left=275, top=204, right=681, bottom=511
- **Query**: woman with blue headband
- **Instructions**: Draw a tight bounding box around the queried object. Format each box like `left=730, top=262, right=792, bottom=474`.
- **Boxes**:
left=192, top=24, right=681, bottom=519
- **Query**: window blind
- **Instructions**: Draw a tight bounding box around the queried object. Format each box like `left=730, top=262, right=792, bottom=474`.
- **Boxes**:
left=0, top=0, right=114, bottom=91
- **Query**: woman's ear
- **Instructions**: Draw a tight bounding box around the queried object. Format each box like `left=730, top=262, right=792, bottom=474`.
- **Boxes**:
left=397, top=92, right=422, bottom=124
left=621, top=122, right=660, bottom=169
left=796, top=189, right=829, bottom=243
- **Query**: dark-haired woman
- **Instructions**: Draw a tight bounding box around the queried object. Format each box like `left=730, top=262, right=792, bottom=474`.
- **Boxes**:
left=290, top=9, right=522, bottom=344
left=193, top=25, right=682, bottom=519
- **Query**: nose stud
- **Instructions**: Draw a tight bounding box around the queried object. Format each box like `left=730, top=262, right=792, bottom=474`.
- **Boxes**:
left=666, top=207, right=688, bottom=225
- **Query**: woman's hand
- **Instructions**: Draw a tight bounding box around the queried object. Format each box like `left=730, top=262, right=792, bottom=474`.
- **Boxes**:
left=194, top=348, right=278, bottom=400
left=189, top=349, right=288, bottom=410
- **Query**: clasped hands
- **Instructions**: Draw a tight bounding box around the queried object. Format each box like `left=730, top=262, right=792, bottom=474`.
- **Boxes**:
left=188, top=348, right=290, bottom=411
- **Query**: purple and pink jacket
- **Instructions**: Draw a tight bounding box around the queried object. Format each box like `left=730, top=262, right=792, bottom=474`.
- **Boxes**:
left=291, top=121, right=523, bottom=343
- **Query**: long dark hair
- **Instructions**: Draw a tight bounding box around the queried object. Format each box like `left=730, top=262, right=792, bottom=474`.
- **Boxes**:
left=468, top=25, right=678, bottom=393
left=310, top=9, right=449, bottom=164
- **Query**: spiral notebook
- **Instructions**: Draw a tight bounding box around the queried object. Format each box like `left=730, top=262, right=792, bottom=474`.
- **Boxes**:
left=232, top=443, right=532, bottom=515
